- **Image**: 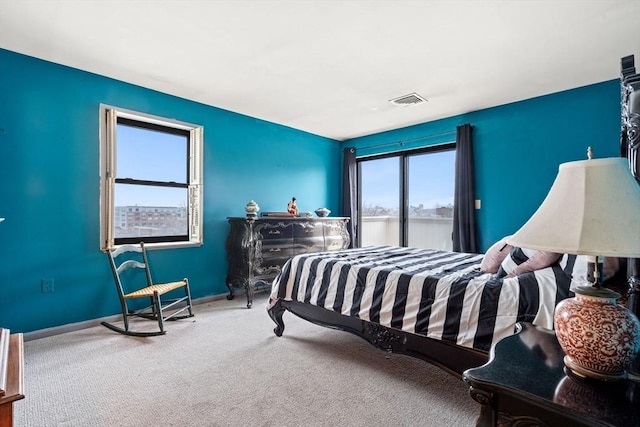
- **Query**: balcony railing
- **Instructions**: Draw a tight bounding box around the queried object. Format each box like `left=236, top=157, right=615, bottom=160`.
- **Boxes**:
left=360, top=216, right=453, bottom=251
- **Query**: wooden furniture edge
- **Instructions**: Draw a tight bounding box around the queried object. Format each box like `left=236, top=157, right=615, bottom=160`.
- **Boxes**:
left=0, top=329, right=9, bottom=397
left=0, top=333, right=25, bottom=427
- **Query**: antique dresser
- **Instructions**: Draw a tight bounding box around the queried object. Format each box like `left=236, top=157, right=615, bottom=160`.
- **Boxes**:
left=225, top=216, right=350, bottom=308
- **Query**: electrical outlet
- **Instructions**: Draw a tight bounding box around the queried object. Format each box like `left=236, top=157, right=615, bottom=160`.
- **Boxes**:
left=41, top=278, right=55, bottom=293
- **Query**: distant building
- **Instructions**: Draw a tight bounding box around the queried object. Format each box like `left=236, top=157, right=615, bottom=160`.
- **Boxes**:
left=435, top=206, right=453, bottom=218
left=114, top=205, right=187, bottom=237
left=362, top=203, right=453, bottom=218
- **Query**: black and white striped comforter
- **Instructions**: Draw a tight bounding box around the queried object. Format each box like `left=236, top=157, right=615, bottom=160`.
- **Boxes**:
left=269, top=246, right=573, bottom=351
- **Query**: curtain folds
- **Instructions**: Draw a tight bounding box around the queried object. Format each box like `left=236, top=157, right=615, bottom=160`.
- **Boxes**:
left=452, top=124, right=478, bottom=253
left=341, top=147, right=357, bottom=248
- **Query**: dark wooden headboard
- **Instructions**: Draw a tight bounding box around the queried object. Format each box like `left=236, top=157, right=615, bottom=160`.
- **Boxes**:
left=620, top=55, right=640, bottom=315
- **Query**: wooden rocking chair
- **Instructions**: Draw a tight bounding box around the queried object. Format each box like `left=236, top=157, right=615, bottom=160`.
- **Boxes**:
left=101, top=242, right=194, bottom=337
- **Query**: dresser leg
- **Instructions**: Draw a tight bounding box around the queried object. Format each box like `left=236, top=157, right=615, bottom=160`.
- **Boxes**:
left=225, top=276, right=235, bottom=300
left=245, top=281, right=254, bottom=309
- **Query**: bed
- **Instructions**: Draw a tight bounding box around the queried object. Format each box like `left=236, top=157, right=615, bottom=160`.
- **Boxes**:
left=267, top=55, right=640, bottom=378
left=268, top=243, right=583, bottom=377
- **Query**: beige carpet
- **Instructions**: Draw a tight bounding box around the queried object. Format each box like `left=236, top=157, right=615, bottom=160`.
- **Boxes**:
left=15, top=294, right=478, bottom=426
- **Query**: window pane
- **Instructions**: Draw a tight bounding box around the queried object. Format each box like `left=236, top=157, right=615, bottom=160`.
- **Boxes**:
left=114, top=184, right=188, bottom=238
left=407, top=150, right=455, bottom=250
left=116, top=124, right=187, bottom=183
left=101, top=106, right=203, bottom=250
left=360, top=157, right=400, bottom=246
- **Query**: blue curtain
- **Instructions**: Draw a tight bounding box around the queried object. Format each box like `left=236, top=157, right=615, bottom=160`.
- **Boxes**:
left=452, top=124, right=478, bottom=253
left=341, top=147, right=357, bottom=248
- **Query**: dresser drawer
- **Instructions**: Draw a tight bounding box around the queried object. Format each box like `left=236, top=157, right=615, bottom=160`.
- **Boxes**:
left=255, top=222, right=294, bottom=241
left=292, top=221, right=323, bottom=239
left=325, top=235, right=349, bottom=251
left=254, top=255, right=291, bottom=272
left=260, top=240, right=295, bottom=260
left=294, top=236, right=325, bottom=254
left=323, top=221, right=348, bottom=236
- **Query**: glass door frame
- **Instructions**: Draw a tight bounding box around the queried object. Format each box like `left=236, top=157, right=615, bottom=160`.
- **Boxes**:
left=356, top=142, right=456, bottom=248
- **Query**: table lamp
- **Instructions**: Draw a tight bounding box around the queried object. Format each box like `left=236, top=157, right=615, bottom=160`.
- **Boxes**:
left=507, top=149, right=640, bottom=381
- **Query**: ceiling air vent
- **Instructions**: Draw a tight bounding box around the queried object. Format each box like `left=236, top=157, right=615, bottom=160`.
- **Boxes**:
left=389, top=92, right=428, bottom=106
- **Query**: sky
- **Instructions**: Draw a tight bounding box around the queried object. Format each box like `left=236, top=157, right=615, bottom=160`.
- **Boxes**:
left=360, top=150, right=455, bottom=210
left=115, top=124, right=188, bottom=207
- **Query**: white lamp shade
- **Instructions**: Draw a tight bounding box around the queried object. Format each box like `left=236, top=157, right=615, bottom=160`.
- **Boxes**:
left=507, top=158, right=640, bottom=258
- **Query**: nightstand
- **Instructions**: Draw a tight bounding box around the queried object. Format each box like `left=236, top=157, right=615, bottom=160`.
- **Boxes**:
left=463, top=323, right=640, bottom=427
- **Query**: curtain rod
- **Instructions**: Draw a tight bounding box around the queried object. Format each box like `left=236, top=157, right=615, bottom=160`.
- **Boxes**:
left=354, top=129, right=456, bottom=152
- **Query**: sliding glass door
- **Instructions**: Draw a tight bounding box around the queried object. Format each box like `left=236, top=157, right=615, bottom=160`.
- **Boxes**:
left=359, top=156, right=400, bottom=246
left=358, top=144, right=455, bottom=250
left=406, top=149, right=456, bottom=250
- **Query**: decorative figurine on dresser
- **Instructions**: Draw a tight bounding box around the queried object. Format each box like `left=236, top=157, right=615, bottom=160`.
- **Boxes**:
left=226, top=202, right=350, bottom=308
left=286, top=197, right=299, bottom=216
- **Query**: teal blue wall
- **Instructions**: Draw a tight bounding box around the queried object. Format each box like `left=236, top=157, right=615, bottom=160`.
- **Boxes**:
left=343, top=80, right=622, bottom=251
left=0, top=49, right=342, bottom=333
left=0, top=48, right=622, bottom=334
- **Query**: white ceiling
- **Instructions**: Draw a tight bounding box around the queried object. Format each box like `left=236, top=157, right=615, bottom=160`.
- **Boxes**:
left=1, top=0, right=639, bottom=141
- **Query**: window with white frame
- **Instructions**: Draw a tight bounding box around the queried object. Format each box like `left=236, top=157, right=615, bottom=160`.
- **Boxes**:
left=100, top=106, right=203, bottom=250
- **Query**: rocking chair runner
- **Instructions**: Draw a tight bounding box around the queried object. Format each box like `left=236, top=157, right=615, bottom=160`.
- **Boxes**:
left=101, top=242, right=194, bottom=336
